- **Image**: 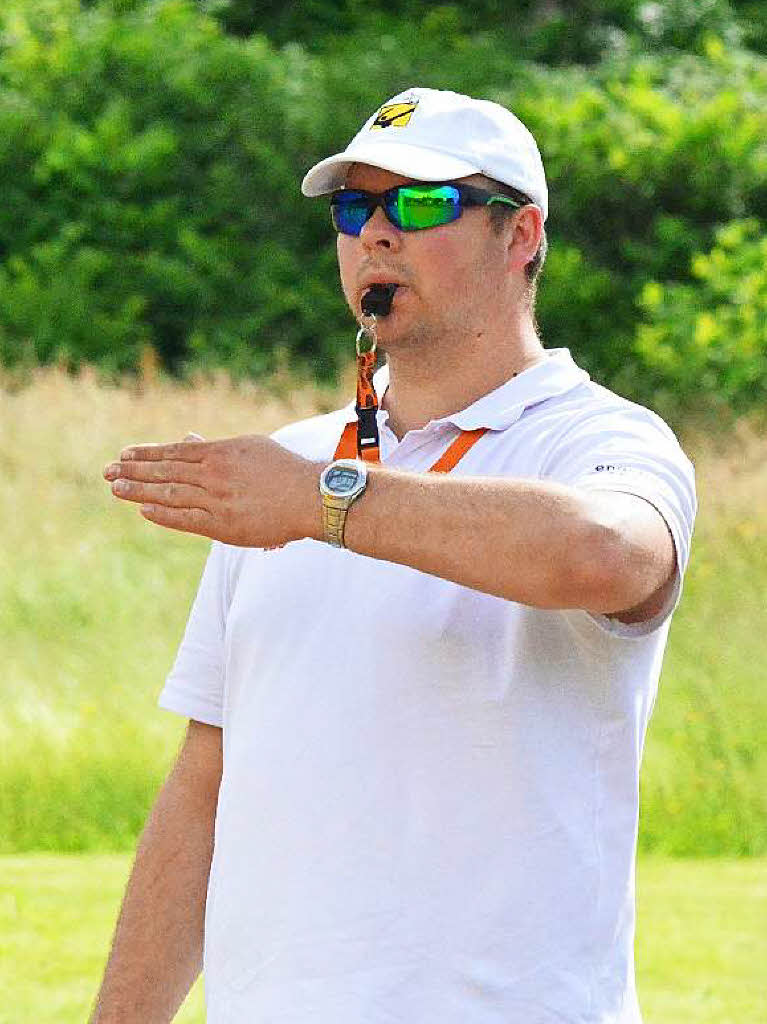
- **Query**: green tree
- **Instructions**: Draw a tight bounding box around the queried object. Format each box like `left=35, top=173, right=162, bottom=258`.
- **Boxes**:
left=1, top=0, right=766, bottom=416
left=0, top=0, right=348, bottom=378
left=206, top=0, right=746, bottom=63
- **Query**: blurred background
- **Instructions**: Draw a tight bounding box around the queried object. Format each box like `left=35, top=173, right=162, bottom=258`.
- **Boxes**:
left=0, top=1, right=765, bottom=1021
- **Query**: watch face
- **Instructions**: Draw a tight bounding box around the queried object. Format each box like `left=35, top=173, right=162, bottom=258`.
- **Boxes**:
left=326, top=466, right=360, bottom=494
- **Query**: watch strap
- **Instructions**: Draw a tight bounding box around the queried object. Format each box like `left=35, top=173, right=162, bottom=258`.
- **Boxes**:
left=321, top=495, right=349, bottom=548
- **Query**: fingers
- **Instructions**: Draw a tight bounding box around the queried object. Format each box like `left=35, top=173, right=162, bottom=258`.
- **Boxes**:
left=104, top=459, right=203, bottom=485
left=110, top=478, right=210, bottom=509
left=120, top=440, right=207, bottom=462
left=104, top=432, right=207, bottom=481
left=105, top=433, right=212, bottom=538
left=140, top=503, right=214, bottom=537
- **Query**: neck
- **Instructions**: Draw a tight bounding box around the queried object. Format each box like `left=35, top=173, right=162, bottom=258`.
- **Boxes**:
left=379, top=317, right=545, bottom=440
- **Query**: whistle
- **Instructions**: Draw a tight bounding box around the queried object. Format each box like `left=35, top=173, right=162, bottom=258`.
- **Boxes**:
left=361, top=283, right=397, bottom=317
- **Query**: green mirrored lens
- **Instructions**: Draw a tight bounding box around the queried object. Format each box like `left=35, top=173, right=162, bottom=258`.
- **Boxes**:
left=391, top=186, right=461, bottom=230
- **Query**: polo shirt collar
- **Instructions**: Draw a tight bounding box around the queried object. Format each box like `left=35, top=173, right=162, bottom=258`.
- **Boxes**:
left=342, top=349, right=589, bottom=431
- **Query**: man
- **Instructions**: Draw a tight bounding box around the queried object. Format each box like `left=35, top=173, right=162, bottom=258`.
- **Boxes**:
left=94, top=88, right=696, bottom=1023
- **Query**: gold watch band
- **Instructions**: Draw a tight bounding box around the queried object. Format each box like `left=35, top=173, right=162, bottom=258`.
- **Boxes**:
left=321, top=496, right=349, bottom=548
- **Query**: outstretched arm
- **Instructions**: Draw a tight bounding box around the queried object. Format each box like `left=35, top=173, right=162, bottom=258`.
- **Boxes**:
left=343, top=467, right=675, bottom=621
left=104, top=434, right=675, bottom=621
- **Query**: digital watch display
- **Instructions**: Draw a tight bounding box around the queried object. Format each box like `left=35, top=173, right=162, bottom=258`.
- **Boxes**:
left=325, top=467, right=359, bottom=493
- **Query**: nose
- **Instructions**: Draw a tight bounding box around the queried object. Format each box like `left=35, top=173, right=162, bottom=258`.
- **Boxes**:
left=359, top=205, right=401, bottom=251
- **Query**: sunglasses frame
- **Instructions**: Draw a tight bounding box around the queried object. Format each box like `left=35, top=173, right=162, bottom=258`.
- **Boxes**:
left=329, top=181, right=526, bottom=236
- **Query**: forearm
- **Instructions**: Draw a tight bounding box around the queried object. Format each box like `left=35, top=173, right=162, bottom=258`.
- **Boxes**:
left=105, top=436, right=673, bottom=614
left=89, top=768, right=217, bottom=1024
left=341, top=467, right=664, bottom=612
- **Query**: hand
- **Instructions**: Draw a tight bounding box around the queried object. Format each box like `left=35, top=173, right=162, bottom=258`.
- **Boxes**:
left=103, top=433, right=323, bottom=547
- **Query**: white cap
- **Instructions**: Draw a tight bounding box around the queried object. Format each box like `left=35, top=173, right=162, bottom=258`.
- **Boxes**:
left=301, top=86, right=548, bottom=221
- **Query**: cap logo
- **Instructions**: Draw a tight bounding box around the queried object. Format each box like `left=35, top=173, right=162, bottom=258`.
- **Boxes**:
left=370, top=101, right=418, bottom=130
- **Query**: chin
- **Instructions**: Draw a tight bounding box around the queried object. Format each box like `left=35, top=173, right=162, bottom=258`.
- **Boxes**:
left=382, top=321, right=436, bottom=352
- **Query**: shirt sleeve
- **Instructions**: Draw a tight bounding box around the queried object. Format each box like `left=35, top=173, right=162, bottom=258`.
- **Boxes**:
left=542, top=403, right=697, bottom=637
left=157, top=541, right=233, bottom=726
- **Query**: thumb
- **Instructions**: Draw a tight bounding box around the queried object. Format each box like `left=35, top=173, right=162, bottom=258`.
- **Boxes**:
left=183, top=432, right=205, bottom=442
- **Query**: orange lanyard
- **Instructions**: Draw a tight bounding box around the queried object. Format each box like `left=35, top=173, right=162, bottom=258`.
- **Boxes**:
left=350, top=345, right=382, bottom=461
left=345, top=314, right=487, bottom=472
left=334, top=416, right=487, bottom=472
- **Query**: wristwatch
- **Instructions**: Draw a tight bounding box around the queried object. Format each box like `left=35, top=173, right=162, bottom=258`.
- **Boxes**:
left=318, top=458, right=368, bottom=548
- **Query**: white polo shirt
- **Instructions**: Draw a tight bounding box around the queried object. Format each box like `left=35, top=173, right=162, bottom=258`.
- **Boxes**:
left=159, top=349, right=696, bottom=1024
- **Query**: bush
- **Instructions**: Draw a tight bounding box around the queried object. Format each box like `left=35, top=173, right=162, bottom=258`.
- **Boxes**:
left=0, top=0, right=352, bottom=380
left=636, top=219, right=767, bottom=414
left=1, top=0, right=767, bottom=416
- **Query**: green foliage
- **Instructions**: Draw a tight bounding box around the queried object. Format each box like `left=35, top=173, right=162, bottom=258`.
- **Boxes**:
left=209, top=0, right=748, bottom=64
left=733, top=0, right=767, bottom=51
left=520, top=45, right=767, bottom=405
left=0, top=0, right=350, bottom=380
left=1, top=0, right=767, bottom=413
left=637, top=219, right=767, bottom=413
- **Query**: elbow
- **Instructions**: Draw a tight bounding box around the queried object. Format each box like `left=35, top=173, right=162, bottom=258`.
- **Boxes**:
left=566, top=515, right=665, bottom=615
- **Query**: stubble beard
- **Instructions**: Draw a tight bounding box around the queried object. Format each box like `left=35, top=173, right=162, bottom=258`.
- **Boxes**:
left=379, top=315, right=441, bottom=356
left=381, top=301, right=486, bottom=362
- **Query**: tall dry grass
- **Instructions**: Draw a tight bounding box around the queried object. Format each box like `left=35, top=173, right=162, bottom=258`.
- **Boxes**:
left=0, top=364, right=348, bottom=849
left=1, top=366, right=765, bottom=853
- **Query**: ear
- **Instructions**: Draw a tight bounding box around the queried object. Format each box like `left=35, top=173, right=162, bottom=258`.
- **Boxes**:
left=506, top=205, right=543, bottom=273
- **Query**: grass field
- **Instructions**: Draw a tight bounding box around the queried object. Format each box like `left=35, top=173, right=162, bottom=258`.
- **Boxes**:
left=1, top=365, right=766, bottom=855
left=0, top=854, right=764, bottom=1023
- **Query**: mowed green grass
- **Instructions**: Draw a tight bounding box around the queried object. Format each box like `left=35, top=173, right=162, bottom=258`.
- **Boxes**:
left=1, top=367, right=766, bottom=855
left=0, top=854, right=204, bottom=1023
left=0, top=854, right=764, bottom=1023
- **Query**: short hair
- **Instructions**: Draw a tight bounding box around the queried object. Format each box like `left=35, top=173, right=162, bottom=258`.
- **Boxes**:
left=483, top=178, right=548, bottom=303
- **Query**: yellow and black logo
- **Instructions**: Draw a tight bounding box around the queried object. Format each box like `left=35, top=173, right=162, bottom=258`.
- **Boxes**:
left=370, top=101, right=418, bottom=130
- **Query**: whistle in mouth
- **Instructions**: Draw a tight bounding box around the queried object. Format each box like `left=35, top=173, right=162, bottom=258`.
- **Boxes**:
left=361, top=283, right=397, bottom=317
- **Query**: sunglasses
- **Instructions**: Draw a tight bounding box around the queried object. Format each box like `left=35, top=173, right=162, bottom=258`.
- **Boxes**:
left=330, top=182, right=525, bottom=236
